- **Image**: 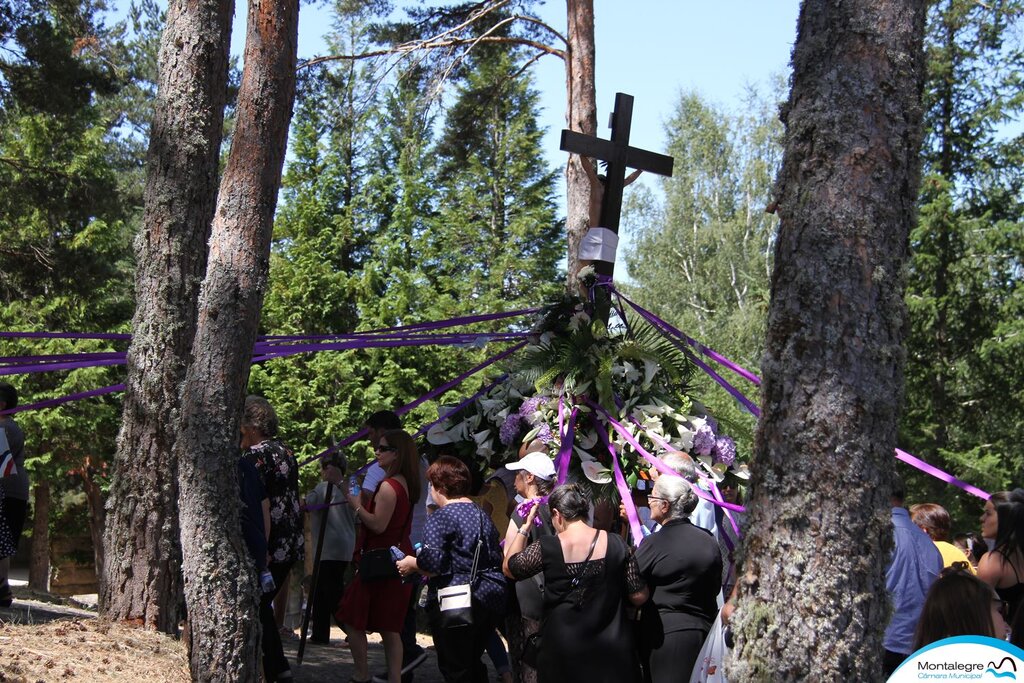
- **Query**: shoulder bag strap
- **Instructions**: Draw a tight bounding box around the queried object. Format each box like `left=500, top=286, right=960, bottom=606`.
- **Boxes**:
left=570, top=529, right=602, bottom=589
left=468, top=506, right=485, bottom=583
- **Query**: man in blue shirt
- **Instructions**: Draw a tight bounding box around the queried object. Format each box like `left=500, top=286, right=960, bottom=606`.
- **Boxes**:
left=883, top=478, right=942, bottom=676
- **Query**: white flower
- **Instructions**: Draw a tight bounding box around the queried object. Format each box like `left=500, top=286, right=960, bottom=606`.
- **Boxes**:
left=478, top=398, right=504, bottom=416
left=581, top=461, right=613, bottom=484
left=622, top=361, right=639, bottom=383
left=643, top=360, right=659, bottom=388
left=476, top=440, right=495, bottom=459
left=567, top=310, right=591, bottom=332
left=675, top=427, right=695, bottom=451
left=578, top=429, right=599, bottom=450
left=427, top=423, right=455, bottom=444
left=574, top=446, right=596, bottom=462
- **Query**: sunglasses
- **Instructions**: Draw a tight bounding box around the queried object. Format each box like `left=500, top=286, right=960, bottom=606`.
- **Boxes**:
left=375, top=444, right=396, bottom=453
left=994, top=597, right=1010, bottom=618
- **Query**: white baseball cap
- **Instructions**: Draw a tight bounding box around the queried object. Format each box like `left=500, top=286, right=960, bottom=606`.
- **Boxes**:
left=507, top=452, right=556, bottom=481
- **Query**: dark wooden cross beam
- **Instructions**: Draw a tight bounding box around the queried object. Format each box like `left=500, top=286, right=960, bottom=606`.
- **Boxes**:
left=560, top=92, right=675, bottom=280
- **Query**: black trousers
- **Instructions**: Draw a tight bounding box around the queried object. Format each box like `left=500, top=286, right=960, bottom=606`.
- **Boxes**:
left=310, top=559, right=347, bottom=642
left=643, top=627, right=708, bottom=683
left=428, top=600, right=495, bottom=683
left=401, top=583, right=425, bottom=662
left=261, top=561, right=294, bottom=681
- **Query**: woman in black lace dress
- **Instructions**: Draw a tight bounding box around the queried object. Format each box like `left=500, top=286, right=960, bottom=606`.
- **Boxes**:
left=506, top=484, right=648, bottom=683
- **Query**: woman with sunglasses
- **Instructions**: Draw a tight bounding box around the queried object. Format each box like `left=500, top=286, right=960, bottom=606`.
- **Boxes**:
left=335, top=429, right=421, bottom=683
left=635, top=475, right=723, bottom=683
left=506, top=483, right=649, bottom=683
left=914, top=563, right=1009, bottom=649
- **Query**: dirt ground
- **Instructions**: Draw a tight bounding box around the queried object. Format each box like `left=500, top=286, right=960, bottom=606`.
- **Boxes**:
left=0, top=589, right=487, bottom=683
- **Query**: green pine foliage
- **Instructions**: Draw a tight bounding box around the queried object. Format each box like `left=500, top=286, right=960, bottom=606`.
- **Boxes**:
left=256, top=6, right=562, bottom=480
left=0, top=0, right=138, bottom=533
left=431, top=45, right=563, bottom=308
left=900, top=0, right=1024, bottom=524
left=622, top=83, right=784, bottom=461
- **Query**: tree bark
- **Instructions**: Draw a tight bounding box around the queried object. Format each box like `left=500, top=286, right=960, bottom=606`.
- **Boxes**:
left=730, top=0, right=927, bottom=680
left=28, top=481, right=50, bottom=592
left=175, top=0, right=299, bottom=677
left=564, top=0, right=597, bottom=291
left=101, top=0, right=233, bottom=633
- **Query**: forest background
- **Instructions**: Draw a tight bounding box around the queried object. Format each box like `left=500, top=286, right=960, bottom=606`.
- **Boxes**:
left=1, top=0, right=1022, bottom=584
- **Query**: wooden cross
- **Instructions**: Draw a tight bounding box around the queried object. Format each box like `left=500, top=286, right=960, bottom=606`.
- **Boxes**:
left=560, top=92, right=675, bottom=280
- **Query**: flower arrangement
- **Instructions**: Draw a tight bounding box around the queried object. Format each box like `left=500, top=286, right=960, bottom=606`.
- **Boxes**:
left=427, top=269, right=744, bottom=495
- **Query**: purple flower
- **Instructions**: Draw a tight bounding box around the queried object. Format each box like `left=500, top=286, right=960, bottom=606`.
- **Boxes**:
left=499, top=413, right=524, bottom=445
left=713, top=436, right=737, bottom=466
left=535, top=423, right=554, bottom=445
left=692, top=424, right=716, bottom=457
left=704, top=415, right=719, bottom=433
left=518, top=396, right=548, bottom=420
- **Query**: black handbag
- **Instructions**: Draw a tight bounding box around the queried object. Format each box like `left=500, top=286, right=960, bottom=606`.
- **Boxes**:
left=522, top=631, right=542, bottom=668
left=356, top=482, right=413, bottom=582
left=358, top=547, right=400, bottom=581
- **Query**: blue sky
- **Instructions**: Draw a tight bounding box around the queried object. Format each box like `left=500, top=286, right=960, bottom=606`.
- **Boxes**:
left=275, top=1, right=802, bottom=187
left=115, top=1, right=802, bottom=259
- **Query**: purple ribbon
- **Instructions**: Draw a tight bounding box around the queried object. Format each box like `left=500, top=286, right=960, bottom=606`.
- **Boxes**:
left=623, top=302, right=761, bottom=418
left=298, top=341, right=527, bottom=468
left=261, top=307, right=539, bottom=341
left=616, top=292, right=761, bottom=387
left=588, top=400, right=746, bottom=513
left=413, top=376, right=508, bottom=439
left=0, top=332, right=527, bottom=377
left=0, top=308, right=538, bottom=344
left=0, top=383, right=126, bottom=416
left=555, top=398, right=576, bottom=484
left=621, top=298, right=990, bottom=500
left=895, top=448, right=990, bottom=500
left=0, top=331, right=131, bottom=340
left=592, top=414, right=645, bottom=547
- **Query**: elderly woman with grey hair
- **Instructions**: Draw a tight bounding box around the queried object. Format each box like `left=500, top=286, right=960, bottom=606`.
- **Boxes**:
left=635, top=475, right=723, bottom=683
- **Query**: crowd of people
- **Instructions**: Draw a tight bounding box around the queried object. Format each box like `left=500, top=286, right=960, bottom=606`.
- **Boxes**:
left=882, top=482, right=1024, bottom=677
left=232, top=399, right=1024, bottom=683
left=2, top=384, right=1020, bottom=682
left=235, top=401, right=741, bottom=683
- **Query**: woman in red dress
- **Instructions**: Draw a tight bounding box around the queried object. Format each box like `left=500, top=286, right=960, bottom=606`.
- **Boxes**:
left=336, top=429, right=421, bottom=683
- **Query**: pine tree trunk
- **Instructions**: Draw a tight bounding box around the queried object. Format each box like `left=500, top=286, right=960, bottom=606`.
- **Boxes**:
left=175, top=0, right=299, bottom=677
left=82, top=458, right=106, bottom=582
left=101, top=0, right=233, bottom=633
left=28, top=481, right=49, bottom=592
left=730, top=0, right=927, bottom=680
left=564, top=0, right=597, bottom=290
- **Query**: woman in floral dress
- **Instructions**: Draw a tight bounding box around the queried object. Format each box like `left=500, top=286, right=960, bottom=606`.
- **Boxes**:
left=241, top=395, right=303, bottom=683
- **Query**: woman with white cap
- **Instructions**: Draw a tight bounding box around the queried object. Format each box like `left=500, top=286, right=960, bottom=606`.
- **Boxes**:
left=501, top=448, right=556, bottom=683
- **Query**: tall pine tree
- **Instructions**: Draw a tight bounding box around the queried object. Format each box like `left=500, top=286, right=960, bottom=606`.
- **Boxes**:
left=901, top=0, right=1024, bottom=515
